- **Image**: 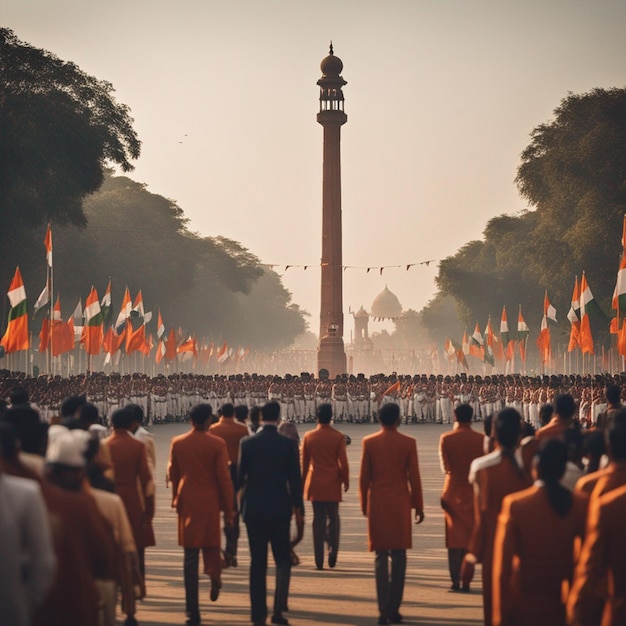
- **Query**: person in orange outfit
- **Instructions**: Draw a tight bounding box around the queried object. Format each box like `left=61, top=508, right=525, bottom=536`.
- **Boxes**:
left=461, top=408, right=532, bottom=626
left=301, top=402, right=349, bottom=570
left=492, top=438, right=588, bottom=626
left=438, top=403, right=485, bottom=591
left=567, top=483, right=626, bottom=626
left=105, top=408, right=153, bottom=595
left=359, top=402, right=424, bottom=626
left=209, top=402, right=249, bottom=567
left=168, top=404, right=234, bottom=626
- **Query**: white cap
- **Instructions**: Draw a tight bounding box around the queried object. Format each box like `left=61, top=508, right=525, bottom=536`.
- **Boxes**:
left=46, top=429, right=90, bottom=467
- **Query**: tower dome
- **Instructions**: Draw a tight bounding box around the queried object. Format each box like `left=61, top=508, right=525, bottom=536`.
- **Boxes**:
left=354, top=306, right=369, bottom=319
left=371, top=286, right=403, bottom=321
left=320, top=43, right=343, bottom=76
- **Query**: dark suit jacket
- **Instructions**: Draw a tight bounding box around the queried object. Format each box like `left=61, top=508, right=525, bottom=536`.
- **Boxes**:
left=237, top=424, right=303, bottom=523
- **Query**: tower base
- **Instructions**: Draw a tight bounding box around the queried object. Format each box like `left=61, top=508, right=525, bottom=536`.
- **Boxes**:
left=317, top=335, right=347, bottom=379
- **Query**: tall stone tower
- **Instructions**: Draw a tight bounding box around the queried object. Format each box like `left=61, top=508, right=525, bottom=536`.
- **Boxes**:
left=317, top=43, right=347, bottom=377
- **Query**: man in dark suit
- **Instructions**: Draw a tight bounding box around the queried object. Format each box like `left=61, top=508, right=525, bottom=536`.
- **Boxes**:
left=237, top=401, right=304, bottom=626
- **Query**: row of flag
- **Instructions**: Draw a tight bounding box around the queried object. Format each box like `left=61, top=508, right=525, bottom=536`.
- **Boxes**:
left=443, top=216, right=626, bottom=369
left=0, top=225, right=249, bottom=367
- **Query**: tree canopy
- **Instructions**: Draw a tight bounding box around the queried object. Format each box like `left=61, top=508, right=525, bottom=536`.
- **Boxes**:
left=426, top=87, right=626, bottom=344
left=0, top=27, right=140, bottom=245
left=0, top=30, right=307, bottom=350
left=22, top=174, right=307, bottom=349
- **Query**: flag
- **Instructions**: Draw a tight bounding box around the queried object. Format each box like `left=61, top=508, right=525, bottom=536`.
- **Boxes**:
left=536, top=313, right=551, bottom=365
left=469, top=323, right=483, bottom=360
left=33, top=280, right=50, bottom=316
left=567, top=276, right=581, bottom=352
left=0, top=267, right=29, bottom=353
left=500, top=307, right=509, bottom=350
left=382, top=380, right=401, bottom=397
left=103, top=324, right=126, bottom=356
left=445, top=337, right=468, bottom=370
left=579, top=272, right=595, bottom=354
left=155, top=338, right=167, bottom=364
left=461, top=328, right=469, bottom=357
left=114, top=287, right=132, bottom=333
left=131, top=290, right=152, bottom=325
left=618, top=319, right=626, bottom=359
left=100, top=279, right=112, bottom=325
left=164, top=328, right=177, bottom=361
left=176, top=335, right=198, bottom=358
left=83, top=287, right=103, bottom=355
left=156, top=309, right=165, bottom=340
left=39, top=319, right=50, bottom=353
left=544, top=291, right=557, bottom=323
left=484, top=317, right=495, bottom=366
left=72, top=299, right=84, bottom=341
left=612, top=216, right=626, bottom=323
left=500, top=306, right=515, bottom=361
left=217, top=341, right=229, bottom=364
left=44, top=223, right=52, bottom=267
left=517, top=306, right=529, bottom=363
left=49, top=296, right=74, bottom=356
left=126, top=323, right=148, bottom=354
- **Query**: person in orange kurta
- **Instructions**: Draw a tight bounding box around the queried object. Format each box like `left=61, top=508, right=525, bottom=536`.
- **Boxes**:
left=571, top=411, right=626, bottom=625
left=359, top=402, right=424, bottom=626
left=168, top=404, right=234, bottom=626
left=567, top=483, right=626, bottom=626
left=209, top=402, right=249, bottom=567
left=105, top=407, right=153, bottom=591
left=492, top=438, right=589, bottom=626
left=301, top=402, right=349, bottom=570
left=461, top=407, right=532, bottom=626
left=438, top=403, right=485, bottom=591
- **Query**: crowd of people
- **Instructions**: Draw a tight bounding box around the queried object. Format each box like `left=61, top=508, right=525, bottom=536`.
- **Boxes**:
left=0, top=370, right=624, bottom=626
left=438, top=390, right=626, bottom=626
left=1, top=369, right=624, bottom=427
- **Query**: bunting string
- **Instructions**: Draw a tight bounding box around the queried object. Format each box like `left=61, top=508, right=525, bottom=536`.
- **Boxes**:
left=261, top=260, right=438, bottom=274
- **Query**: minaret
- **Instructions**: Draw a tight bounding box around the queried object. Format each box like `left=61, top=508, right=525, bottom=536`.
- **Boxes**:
left=317, top=43, right=347, bottom=377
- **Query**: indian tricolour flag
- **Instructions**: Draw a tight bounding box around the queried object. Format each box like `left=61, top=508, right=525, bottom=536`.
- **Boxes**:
left=83, top=287, right=104, bottom=356
left=0, top=267, right=29, bottom=353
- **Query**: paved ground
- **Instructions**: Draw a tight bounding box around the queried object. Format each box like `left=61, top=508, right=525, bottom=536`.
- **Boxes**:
left=129, top=422, right=483, bottom=626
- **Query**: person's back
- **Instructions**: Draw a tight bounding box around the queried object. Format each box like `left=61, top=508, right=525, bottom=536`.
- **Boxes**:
left=492, top=439, right=588, bottom=626
left=359, top=402, right=424, bottom=625
left=301, top=403, right=349, bottom=569
left=567, top=484, right=626, bottom=626
left=464, top=407, right=532, bottom=626
left=439, top=403, right=486, bottom=590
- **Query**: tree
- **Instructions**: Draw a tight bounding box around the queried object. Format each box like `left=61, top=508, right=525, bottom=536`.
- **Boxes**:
left=7, top=173, right=307, bottom=350
left=429, top=87, right=626, bottom=346
left=0, top=28, right=140, bottom=247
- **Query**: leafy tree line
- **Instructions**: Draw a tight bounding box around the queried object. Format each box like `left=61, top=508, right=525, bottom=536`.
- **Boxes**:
left=421, top=87, right=626, bottom=347
left=0, top=28, right=306, bottom=349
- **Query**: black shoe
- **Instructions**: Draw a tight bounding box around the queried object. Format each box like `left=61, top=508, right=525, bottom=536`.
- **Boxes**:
left=461, top=583, right=470, bottom=592
left=389, top=613, right=403, bottom=624
left=270, top=615, right=289, bottom=625
left=124, top=618, right=139, bottom=626
left=185, top=617, right=200, bottom=626
left=328, top=552, right=337, bottom=568
left=210, top=578, right=221, bottom=602
left=377, top=617, right=390, bottom=625
left=450, top=582, right=460, bottom=591
left=315, top=563, right=323, bottom=570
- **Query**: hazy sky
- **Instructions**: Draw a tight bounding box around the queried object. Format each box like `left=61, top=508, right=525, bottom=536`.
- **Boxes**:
left=4, top=0, right=626, bottom=338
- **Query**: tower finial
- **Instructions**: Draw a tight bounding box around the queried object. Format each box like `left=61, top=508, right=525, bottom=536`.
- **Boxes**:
left=329, top=41, right=334, bottom=55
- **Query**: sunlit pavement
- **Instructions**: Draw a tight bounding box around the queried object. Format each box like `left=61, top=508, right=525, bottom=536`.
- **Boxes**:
left=130, top=422, right=483, bottom=625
